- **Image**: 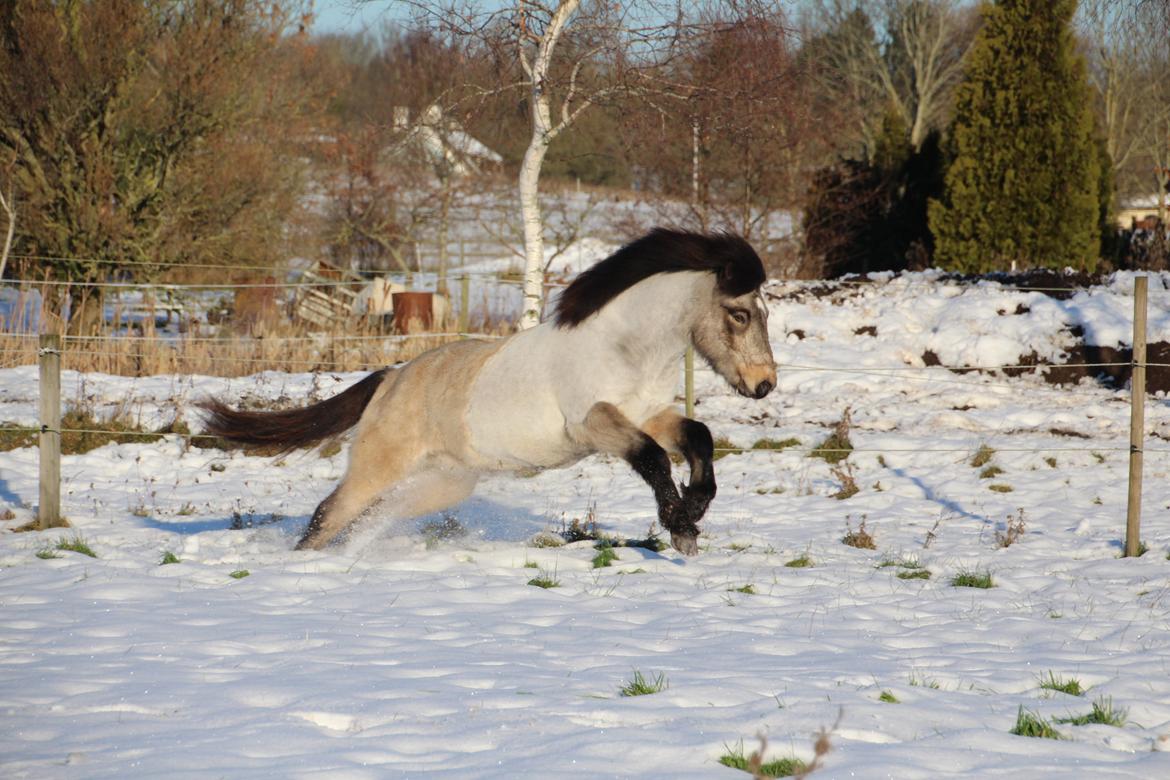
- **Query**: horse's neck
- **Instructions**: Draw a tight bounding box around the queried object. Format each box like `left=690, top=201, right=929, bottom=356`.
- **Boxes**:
left=578, top=271, right=710, bottom=368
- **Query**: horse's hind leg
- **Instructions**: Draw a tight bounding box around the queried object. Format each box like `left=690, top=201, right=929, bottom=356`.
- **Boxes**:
left=296, top=465, right=478, bottom=550
left=296, top=477, right=388, bottom=550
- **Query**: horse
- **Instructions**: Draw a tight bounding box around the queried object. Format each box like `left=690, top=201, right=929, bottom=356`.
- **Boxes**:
left=198, top=228, right=777, bottom=555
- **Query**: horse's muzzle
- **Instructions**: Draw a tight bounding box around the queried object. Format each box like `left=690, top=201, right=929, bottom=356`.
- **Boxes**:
left=753, top=380, right=774, bottom=399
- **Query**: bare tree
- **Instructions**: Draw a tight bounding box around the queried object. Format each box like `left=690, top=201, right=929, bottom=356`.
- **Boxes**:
left=402, top=1, right=687, bottom=328
left=1079, top=0, right=1153, bottom=195
left=625, top=3, right=811, bottom=246
left=1083, top=0, right=1170, bottom=216
left=806, top=0, right=976, bottom=155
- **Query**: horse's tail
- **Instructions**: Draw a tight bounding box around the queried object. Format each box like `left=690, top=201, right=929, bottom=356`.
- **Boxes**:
left=197, top=369, right=390, bottom=452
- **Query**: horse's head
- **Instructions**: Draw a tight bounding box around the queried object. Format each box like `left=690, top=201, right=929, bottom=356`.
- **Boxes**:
left=693, top=284, right=776, bottom=400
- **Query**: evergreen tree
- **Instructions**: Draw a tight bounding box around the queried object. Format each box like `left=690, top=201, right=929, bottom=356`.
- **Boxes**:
left=928, top=0, right=1102, bottom=272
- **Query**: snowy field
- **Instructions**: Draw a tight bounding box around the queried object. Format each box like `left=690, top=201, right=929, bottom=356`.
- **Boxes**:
left=3, top=270, right=1170, bottom=778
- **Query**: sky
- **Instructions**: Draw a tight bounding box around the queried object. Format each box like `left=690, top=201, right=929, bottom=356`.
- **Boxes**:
left=311, top=0, right=405, bottom=35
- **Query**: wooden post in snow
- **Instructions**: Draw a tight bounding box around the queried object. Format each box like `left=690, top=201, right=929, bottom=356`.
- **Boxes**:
left=685, top=346, right=695, bottom=419
left=459, top=274, right=470, bottom=337
left=1125, top=274, right=1147, bottom=557
left=38, top=333, right=64, bottom=529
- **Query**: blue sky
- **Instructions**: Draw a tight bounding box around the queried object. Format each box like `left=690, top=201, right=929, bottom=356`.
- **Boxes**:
left=312, top=1, right=404, bottom=35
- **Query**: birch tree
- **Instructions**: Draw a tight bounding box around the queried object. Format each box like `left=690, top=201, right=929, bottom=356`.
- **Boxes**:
left=0, top=163, right=13, bottom=281
left=411, top=1, right=688, bottom=328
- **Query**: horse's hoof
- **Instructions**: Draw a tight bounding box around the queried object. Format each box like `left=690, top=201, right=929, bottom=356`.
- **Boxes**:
left=670, top=532, right=699, bottom=556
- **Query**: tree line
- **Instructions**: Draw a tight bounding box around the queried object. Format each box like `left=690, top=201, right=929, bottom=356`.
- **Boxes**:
left=2, top=1, right=1168, bottom=329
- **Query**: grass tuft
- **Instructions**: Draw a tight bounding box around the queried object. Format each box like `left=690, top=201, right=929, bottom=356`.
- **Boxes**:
left=1039, top=672, right=1084, bottom=697
left=970, top=444, right=995, bottom=468
left=712, top=436, right=742, bottom=460
left=591, top=544, right=618, bottom=569
left=729, top=584, right=757, bottom=595
left=718, top=738, right=806, bottom=778
left=1011, top=707, right=1063, bottom=739
left=55, top=535, right=97, bottom=558
left=784, top=552, right=813, bottom=568
left=1054, top=696, right=1127, bottom=727
left=879, top=690, right=899, bottom=703
left=619, top=670, right=668, bottom=697
left=35, top=548, right=63, bottom=559
left=950, top=569, right=994, bottom=588
left=527, top=569, right=560, bottom=589
left=229, top=569, right=250, bottom=579
left=751, top=437, right=801, bottom=452
left=159, top=550, right=181, bottom=565
left=897, top=569, right=932, bottom=580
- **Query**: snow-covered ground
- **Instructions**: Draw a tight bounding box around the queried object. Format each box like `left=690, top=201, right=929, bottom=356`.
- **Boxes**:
left=3, top=271, right=1170, bottom=778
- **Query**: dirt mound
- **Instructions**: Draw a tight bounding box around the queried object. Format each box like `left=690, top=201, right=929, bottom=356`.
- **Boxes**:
left=924, top=341, right=1170, bottom=394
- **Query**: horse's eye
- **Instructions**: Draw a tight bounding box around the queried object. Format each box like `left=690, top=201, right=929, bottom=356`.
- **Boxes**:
left=729, top=309, right=749, bottom=326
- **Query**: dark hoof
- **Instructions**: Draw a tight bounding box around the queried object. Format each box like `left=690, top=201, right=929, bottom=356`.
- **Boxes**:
left=670, top=532, right=699, bottom=556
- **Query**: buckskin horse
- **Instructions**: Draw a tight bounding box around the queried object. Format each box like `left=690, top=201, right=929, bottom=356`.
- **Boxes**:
left=199, top=228, right=776, bottom=555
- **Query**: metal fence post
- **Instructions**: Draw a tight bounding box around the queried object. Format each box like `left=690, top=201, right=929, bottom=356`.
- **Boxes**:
left=1125, top=274, right=1147, bottom=557
left=38, top=333, right=64, bottom=529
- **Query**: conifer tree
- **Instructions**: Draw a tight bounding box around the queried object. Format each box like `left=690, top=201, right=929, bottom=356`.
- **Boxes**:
left=929, top=0, right=1102, bottom=272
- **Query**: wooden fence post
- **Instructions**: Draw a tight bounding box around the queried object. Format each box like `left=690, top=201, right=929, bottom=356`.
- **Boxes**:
left=38, top=333, right=64, bottom=529
left=685, top=345, right=695, bottom=419
left=1125, top=274, right=1147, bottom=557
left=459, top=274, right=470, bottom=336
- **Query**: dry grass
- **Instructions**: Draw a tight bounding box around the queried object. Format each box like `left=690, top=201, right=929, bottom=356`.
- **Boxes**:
left=810, top=407, right=853, bottom=464
left=830, top=461, right=859, bottom=500
left=3, top=282, right=509, bottom=378
left=841, top=517, right=876, bottom=549
left=995, top=508, right=1027, bottom=548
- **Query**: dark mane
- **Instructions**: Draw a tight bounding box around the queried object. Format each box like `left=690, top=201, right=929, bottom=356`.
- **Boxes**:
left=553, top=228, right=766, bottom=328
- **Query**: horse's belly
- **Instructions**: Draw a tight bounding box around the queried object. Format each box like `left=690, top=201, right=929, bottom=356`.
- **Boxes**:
left=465, top=399, right=582, bottom=471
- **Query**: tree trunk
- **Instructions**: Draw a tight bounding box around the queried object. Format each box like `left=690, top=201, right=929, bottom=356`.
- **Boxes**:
left=438, top=171, right=452, bottom=298
left=518, top=137, right=549, bottom=329
left=0, top=184, right=13, bottom=282
left=516, top=0, right=581, bottom=331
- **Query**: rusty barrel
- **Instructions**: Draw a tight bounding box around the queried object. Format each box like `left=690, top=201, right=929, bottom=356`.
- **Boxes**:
left=392, top=291, right=433, bottom=333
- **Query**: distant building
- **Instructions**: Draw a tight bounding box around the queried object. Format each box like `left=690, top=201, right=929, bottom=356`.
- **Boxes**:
left=1118, top=192, right=1167, bottom=229
left=391, top=105, right=502, bottom=178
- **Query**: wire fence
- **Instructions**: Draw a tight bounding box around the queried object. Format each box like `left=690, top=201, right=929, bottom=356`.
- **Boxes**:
left=4, top=273, right=1167, bottom=452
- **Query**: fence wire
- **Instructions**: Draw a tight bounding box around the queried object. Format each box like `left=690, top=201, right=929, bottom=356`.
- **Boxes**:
left=5, top=424, right=1166, bottom=456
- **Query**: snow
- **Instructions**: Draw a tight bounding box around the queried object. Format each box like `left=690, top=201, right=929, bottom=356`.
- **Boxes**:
left=4, top=272, right=1170, bottom=778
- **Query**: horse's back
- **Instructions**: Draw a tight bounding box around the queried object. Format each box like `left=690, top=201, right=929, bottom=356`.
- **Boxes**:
left=358, top=337, right=503, bottom=465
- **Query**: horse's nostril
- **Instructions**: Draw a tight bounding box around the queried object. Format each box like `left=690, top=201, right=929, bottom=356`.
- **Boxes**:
left=754, top=380, right=773, bottom=399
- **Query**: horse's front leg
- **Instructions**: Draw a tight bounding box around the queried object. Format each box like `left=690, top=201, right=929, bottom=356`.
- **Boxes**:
left=642, top=409, right=716, bottom=537
left=567, top=402, right=699, bottom=555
